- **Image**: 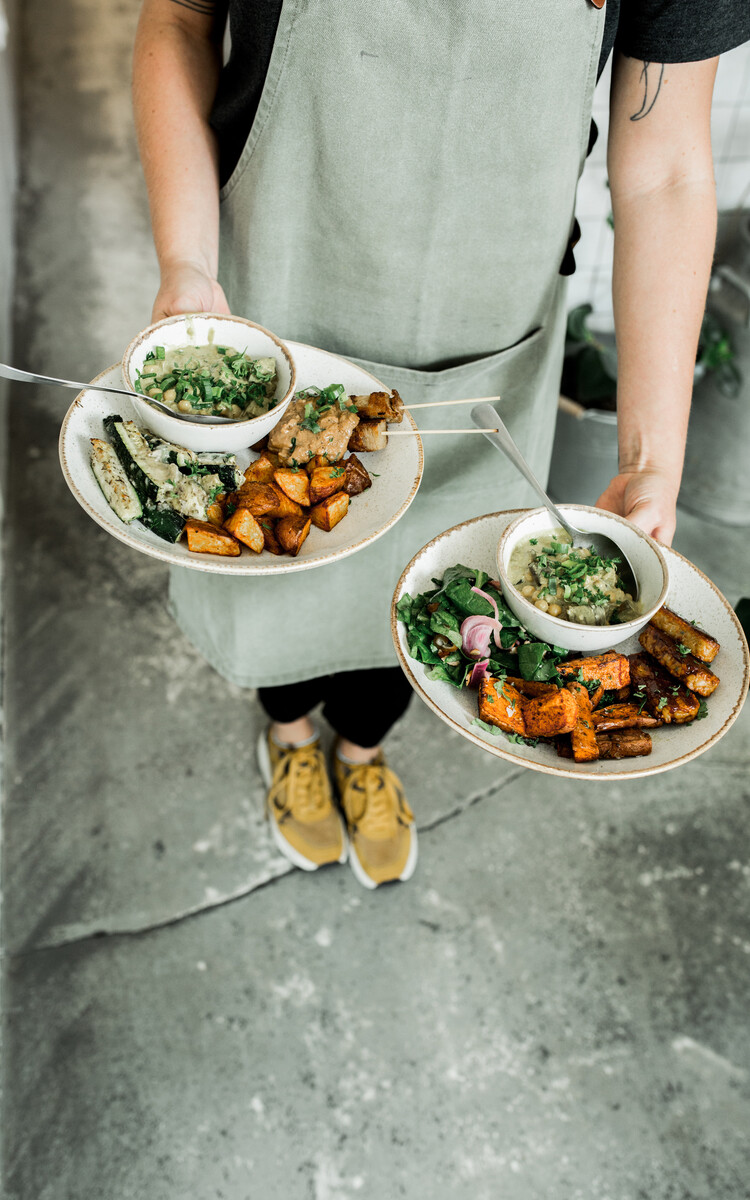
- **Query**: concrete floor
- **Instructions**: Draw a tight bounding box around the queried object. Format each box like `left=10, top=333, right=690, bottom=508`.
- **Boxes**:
left=2, top=3, right=750, bottom=1198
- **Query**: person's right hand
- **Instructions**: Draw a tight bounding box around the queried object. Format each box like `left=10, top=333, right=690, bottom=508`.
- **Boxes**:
left=151, top=260, right=231, bottom=323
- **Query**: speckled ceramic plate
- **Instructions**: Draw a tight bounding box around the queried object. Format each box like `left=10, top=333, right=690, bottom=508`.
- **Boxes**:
left=392, top=511, right=749, bottom=779
left=59, top=341, right=423, bottom=575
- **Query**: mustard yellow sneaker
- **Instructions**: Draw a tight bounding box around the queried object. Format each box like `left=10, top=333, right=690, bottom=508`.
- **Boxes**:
left=333, top=748, right=417, bottom=889
left=258, top=730, right=347, bottom=871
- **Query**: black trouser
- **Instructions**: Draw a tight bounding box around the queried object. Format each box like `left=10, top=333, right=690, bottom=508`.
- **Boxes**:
left=258, top=667, right=413, bottom=748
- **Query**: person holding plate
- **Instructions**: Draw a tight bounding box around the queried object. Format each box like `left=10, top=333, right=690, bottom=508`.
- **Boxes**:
left=132, top=0, right=749, bottom=887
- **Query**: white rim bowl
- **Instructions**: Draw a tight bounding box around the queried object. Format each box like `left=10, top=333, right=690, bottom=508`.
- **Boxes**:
left=496, top=505, right=669, bottom=652
left=121, top=312, right=296, bottom=453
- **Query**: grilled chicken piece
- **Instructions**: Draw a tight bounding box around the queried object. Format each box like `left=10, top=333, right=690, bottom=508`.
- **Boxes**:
left=591, top=703, right=663, bottom=732
left=595, top=729, right=653, bottom=759
left=650, top=606, right=720, bottom=663
left=628, top=653, right=701, bottom=723
left=350, top=389, right=404, bottom=423
left=638, top=624, right=719, bottom=697
left=268, top=399, right=360, bottom=465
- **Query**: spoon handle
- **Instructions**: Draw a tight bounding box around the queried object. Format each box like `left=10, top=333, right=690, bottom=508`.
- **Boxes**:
left=471, top=402, right=577, bottom=541
left=0, top=361, right=137, bottom=399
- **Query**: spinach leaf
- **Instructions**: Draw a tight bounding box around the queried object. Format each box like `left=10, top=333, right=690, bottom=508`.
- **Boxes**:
left=518, top=642, right=546, bottom=680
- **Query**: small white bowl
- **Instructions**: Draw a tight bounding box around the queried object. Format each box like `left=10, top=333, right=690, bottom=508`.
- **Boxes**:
left=496, top=505, right=669, bottom=652
left=121, top=312, right=296, bottom=454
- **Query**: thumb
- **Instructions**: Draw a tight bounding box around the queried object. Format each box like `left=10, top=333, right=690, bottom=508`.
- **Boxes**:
left=624, top=496, right=675, bottom=546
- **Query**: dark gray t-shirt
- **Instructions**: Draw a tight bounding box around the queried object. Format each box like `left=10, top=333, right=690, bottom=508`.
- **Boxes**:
left=208, top=0, right=750, bottom=187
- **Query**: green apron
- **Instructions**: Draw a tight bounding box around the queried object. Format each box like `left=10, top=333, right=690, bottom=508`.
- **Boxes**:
left=170, top=0, right=606, bottom=688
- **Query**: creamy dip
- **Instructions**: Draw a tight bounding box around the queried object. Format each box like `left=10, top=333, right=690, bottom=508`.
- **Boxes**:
left=137, top=344, right=277, bottom=419
left=509, top=530, right=638, bottom=625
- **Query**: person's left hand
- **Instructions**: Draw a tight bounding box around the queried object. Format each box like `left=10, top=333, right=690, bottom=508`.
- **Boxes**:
left=595, top=468, right=678, bottom=546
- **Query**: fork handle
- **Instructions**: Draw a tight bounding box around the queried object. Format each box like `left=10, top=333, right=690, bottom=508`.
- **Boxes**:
left=0, top=361, right=136, bottom=399
left=471, top=402, right=577, bottom=541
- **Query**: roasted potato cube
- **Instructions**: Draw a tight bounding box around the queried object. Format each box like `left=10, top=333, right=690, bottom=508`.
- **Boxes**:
left=310, top=491, right=350, bottom=531
left=223, top=507, right=264, bottom=553
left=522, top=687, right=580, bottom=739
left=348, top=418, right=388, bottom=452
left=259, top=519, right=283, bottom=555
left=206, top=500, right=225, bottom=527
left=639, top=624, right=719, bottom=696
left=276, top=514, right=312, bottom=557
left=233, top=481, right=279, bottom=516
left=650, top=606, right=720, bottom=663
left=273, top=468, right=311, bottom=507
left=478, top=679, right=526, bottom=736
left=309, top=464, right=348, bottom=505
left=185, top=519, right=241, bottom=556
left=343, top=454, right=373, bottom=496
left=305, top=453, right=339, bottom=474
left=565, top=682, right=599, bottom=762
left=267, top=483, right=304, bottom=518
left=244, top=453, right=278, bottom=484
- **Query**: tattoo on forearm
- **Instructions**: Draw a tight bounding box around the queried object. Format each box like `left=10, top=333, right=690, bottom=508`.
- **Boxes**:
left=169, top=0, right=215, bottom=14
left=630, top=61, right=664, bottom=121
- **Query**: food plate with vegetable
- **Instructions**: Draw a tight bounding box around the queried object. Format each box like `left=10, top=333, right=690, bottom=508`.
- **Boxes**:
left=60, top=342, right=423, bottom=575
left=391, top=511, right=749, bottom=779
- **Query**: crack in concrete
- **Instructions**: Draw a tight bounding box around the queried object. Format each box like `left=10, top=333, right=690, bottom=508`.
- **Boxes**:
left=10, top=772, right=518, bottom=959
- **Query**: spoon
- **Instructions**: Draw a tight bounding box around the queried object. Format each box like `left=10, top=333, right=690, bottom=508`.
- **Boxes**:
left=0, top=362, right=239, bottom=425
left=471, top=401, right=639, bottom=599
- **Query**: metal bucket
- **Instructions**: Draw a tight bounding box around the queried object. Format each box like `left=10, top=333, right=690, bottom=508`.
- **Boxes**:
left=679, top=212, right=750, bottom=527
left=547, top=395, right=618, bottom=506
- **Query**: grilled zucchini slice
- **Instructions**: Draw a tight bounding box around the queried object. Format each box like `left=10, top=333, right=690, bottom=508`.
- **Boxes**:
left=90, top=438, right=143, bottom=523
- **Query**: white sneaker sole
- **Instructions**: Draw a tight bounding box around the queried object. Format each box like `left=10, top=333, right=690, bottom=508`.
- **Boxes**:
left=348, top=824, right=419, bottom=890
left=257, top=731, right=348, bottom=872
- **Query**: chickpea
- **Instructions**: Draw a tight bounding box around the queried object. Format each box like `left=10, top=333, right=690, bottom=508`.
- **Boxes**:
left=538, top=575, right=548, bottom=587
left=146, top=386, right=158, bottom=398
left=163, top=388, right=177, bottom=404
left=548, top=602, right=562, bottom=617
left=178, top=399, right=193, bottom=413
left=524, top=571, right=534, bottom=583
left=556, top=586, right=564, bottom=599
left=534, top=599, right=549, bottom=612
left=521, top=584, right=535, bottom=598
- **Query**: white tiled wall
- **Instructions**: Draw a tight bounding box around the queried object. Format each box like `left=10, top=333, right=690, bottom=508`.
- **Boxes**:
left=570, top=42, right=750, bottom=321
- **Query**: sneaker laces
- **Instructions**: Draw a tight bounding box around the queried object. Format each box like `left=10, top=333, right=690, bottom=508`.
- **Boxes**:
left=269, top=745, right=331, bottom=823
left=342, top=763, right=414, bottom=840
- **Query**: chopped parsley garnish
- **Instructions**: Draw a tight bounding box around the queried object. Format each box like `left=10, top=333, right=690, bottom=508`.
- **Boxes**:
left=676, top=643, right=691, bottom=656
left=695, top=699, right=709, bottom=720
left=657, top=696, right=668, bottom=710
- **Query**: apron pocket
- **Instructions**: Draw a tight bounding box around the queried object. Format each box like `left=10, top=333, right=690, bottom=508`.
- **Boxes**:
left=219, top=0, right=299, bottom=203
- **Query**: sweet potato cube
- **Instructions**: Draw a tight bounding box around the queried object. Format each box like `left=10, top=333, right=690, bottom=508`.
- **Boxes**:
left=234, top=481, right=279, bottom=517
left=522, top=688, right=579, bottom=738
left=557, top=651, right=630, bottom=691
left=223, top=507, right=264, bottom=553
left=565, top=682, right=600, bottom=762
left=244, top=453, right=277, bottom=484
left=309, top=465, right=348, bottom=505
left=348, top=419, right=388, bottom=452
left=276, top=514, right=312, bottom=557
left=273, top=468, right=311, bottom=507
left=185, top=519, right=241, bottom=557
left=310, top=491, right=350, bottom=532
left=343, top=454, right=372, bottom=496
left=478, top=679, right=526, bottom=736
